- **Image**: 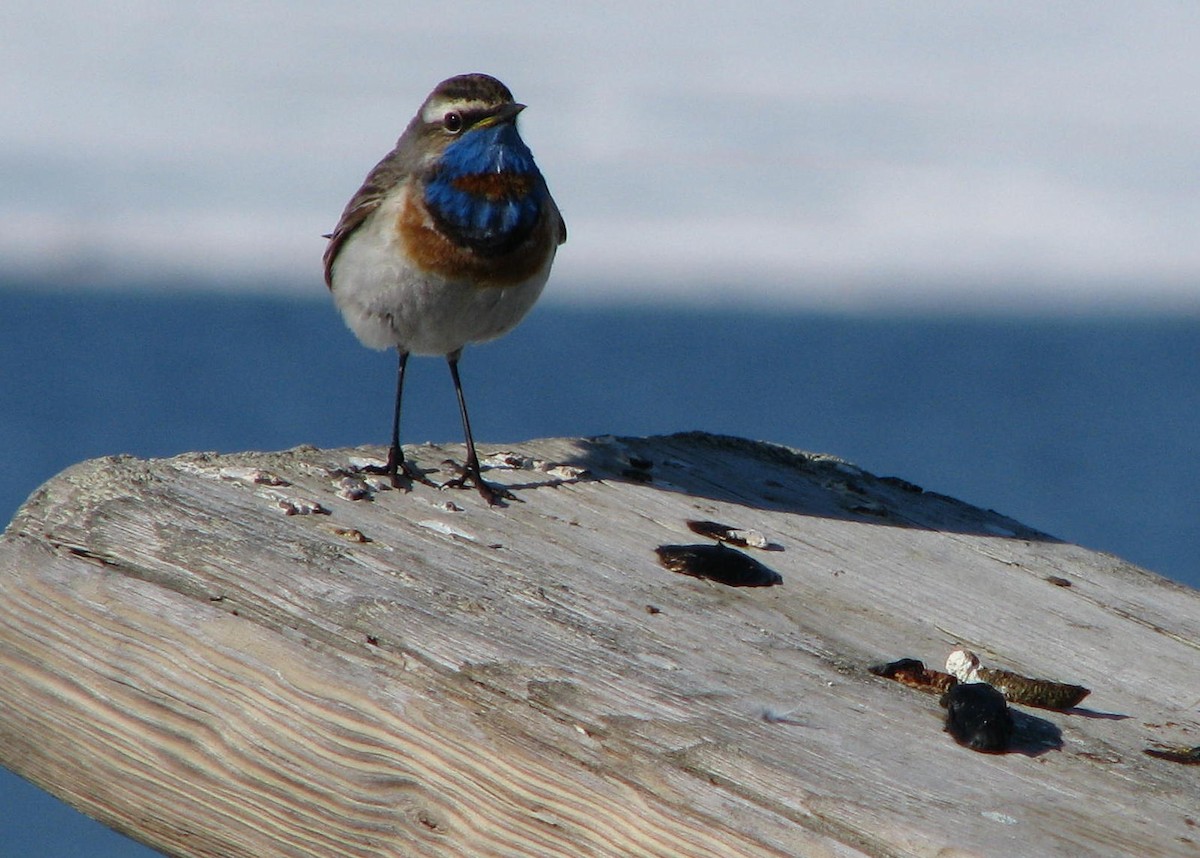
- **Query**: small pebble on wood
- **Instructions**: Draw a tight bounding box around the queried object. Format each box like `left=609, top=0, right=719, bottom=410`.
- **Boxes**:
left=655, top=543, right=782, bottom=587
left=942, top=682, right=1014, bottom=753
left=685, top=519, right=771, bottom=549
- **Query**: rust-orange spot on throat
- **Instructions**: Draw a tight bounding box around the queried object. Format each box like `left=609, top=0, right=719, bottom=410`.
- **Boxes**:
left=451, top=172, right=533, bottom=200
left=397, top=192, right=553, bottom=288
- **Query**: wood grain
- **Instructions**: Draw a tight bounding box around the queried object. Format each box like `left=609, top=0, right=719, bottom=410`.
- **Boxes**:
left=1, top=433, right=1198, bottom=857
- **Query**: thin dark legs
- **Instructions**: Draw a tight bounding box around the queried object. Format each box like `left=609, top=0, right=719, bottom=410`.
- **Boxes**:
left=444, top=352, right=509, bottom=505
left=367, top=348, right=505, bottom=504
left=368, top=350, right=431, bottom=488
left=385, top=349, right=409, bottom=482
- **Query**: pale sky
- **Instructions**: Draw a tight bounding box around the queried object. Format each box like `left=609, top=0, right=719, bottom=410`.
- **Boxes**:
left=3, top=1, right=1199, bottom=310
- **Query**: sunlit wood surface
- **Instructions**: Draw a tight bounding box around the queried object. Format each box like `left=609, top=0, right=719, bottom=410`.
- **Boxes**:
left=2, top=433, right=1197, bottom=857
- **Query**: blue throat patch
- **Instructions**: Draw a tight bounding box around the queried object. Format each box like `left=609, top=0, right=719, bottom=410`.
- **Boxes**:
left=424, top=122, right=546, bottom=256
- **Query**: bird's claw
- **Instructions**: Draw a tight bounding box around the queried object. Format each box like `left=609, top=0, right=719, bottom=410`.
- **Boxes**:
left=362, top=449, right=437, bottom=490
left=440, top=459, right=517, bottom=506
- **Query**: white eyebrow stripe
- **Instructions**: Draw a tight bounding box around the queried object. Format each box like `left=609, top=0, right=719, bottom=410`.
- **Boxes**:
left=421, top=98, right=495, bottom=125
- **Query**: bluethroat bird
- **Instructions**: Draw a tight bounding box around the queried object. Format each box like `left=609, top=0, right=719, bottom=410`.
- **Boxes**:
left=324, top=73, right=566, bottom=505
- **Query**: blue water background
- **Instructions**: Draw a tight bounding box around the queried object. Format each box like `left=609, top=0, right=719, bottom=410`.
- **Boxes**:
left=1, top=286, right=1197, bottom=856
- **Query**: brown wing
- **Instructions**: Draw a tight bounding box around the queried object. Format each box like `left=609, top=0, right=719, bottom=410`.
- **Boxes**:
left=550, top=195, right=567, bottom=246
left=322, top=152, right=410, bottom=288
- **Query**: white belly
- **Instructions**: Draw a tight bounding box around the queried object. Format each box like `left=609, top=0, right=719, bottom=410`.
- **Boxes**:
left=329, top=193, right=552, bottom=356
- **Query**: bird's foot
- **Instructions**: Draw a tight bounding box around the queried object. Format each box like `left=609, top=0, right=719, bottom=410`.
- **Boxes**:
left=440, top=459, right=518, bottom=506
left=362, top=448, right=437, bottom=490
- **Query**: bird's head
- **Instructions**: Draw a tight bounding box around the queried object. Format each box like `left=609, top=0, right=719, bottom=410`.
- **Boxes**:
left=409, top=74, right=529, bottom=168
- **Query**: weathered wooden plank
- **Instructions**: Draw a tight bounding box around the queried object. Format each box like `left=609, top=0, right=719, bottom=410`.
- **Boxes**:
left=1, top=433, right=1197, bottom=857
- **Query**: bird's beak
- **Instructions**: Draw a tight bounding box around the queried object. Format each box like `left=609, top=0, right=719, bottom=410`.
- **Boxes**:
left=478, top=102, right=526, bottom=128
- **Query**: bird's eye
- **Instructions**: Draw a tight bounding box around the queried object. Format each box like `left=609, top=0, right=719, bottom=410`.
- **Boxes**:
left=443, top=111, right=464, bottom=133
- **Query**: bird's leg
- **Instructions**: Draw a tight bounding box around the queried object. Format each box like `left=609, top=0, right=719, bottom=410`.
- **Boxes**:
left=362, top=350, right=433, bottom=489
left=442, top=352, right=514, bottom=505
